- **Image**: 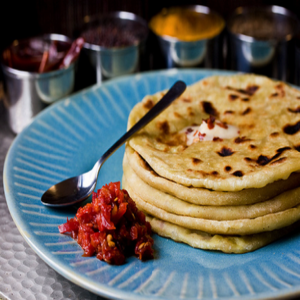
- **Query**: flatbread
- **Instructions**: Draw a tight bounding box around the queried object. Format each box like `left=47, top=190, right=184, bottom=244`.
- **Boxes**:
left=128, top=74, right=300, bottom=191
left=123, top=155, right=300, bottom=220
left=147, top=215, right=300, bottom=254
left=123, top=175, right=300, bottom=235
left=125, top=145, right=300, bottom=206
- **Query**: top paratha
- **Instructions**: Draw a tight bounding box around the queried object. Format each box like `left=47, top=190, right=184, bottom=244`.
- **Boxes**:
left=128, top=74, right=300, bottom=191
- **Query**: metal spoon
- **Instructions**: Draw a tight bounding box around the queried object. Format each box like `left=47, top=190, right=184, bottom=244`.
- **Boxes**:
left=41, top=80, right=186, bottom=207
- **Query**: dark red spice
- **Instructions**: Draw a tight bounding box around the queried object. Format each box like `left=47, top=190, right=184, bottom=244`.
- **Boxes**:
left=58, top=182, right=154, bottom=265
left=186, top=127, right=194, bottom=134
left=206, top=115, right=216, bottom=129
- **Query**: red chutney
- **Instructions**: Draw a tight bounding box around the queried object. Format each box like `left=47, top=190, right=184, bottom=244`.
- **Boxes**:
left=58, top=182, right=154, bottom=265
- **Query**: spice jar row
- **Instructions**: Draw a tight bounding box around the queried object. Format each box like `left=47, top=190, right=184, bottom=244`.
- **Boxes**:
left=148, top=4, right=300, bottom=84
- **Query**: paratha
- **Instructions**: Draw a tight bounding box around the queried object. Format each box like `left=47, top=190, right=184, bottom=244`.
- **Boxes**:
left=127, top=74, right=300, bottom=191
left=123, top=155, right=300, bottom=220
left=123, top=175, right=300, bottom=235
left=146, top=216, right=300, bottom=254
left=125, top=145, right=300, bottom=206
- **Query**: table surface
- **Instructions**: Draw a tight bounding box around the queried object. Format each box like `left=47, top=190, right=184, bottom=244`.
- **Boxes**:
left=0, top=101, right=106, bottom=300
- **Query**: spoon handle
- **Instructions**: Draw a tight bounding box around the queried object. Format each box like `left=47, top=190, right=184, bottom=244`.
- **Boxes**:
left=93, top=80, right=186, bottom=172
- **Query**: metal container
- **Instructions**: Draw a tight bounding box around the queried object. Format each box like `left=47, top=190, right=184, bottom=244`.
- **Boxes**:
left=227, top=5, right=300, bottom=82
left=149, top=5, right=225, bottom=69
left=1, top=34, right=76, bottom=134
left=80, top=11, right=148, bottom=84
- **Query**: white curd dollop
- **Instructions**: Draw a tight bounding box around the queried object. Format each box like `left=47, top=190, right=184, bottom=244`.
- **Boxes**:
left=181, top=117, right=240, bottom=146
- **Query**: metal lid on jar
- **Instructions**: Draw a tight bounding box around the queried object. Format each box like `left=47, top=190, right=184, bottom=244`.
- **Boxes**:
left=81, top=11, right=148, bottom=51
left=149, top=5, right=225, bottom=42
left=227, top=5, right=300, bottom=43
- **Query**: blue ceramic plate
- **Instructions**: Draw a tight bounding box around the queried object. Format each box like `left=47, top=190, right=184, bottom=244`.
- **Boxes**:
left=4, top=69, right=300, bottom=300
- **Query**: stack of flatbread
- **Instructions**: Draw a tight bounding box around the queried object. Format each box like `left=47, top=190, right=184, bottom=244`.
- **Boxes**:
left=122, top=74, right=300, bottom=253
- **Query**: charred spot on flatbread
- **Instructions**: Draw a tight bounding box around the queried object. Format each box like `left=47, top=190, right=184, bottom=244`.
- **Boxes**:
left=224, top=166, right=232, bottom=172
left=143, top=98, right=154, bottom=110
left=257, top=155, right=276, bottom=166
left=186, top=169, right=207, bottom=177
left=232, top=170, right=244, bottom=177
left=224, top=110, right=235, bottom=115
left=173, top=112, right=183, bottom=119
left=270, top=157, right=287, bottom=165
left=192, top=158, right=202, bottom=165
left=235, top=136, right=252, bottom=143
left=241, top=107, right=251, bottom=115
left=187, top=107, right=195, bottom=117
left=270, top=132, right=280, bottom=137
left=256, top=148, right=290, bottom=166
left=275, top=83, right=285, bottom=97
left=217, top=147, right=235, bottom=157
left=288, top=107, right=300, bottom=113
left=270, top=92, right=279, bottom=98
left=213, top=137, right=224, bottom=142
left=277, top=147, right=292, bottom=153
left=226, top=84, right=259, bottom=96
left=244, top=157, right=254, bottom=162
left=229, top=94, right=239, bottom=101
left=201, top=101, right=219, bottom=117
left=283, top=121, right=300, bottom=135
left=182, top=97, right=192, bottom=103
left=157, top=131, right=187, bottom=147
left=156, top=120, right=170, bottom=135
left=246, top=85, right=260, bottom=95
left=249, top=144, right=257, bottom=150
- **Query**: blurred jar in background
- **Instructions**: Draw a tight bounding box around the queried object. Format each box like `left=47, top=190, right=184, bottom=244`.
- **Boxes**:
left=1, top=34, right=81, bottom=134
left=227, top=5, right=300, bottom=83
left=149, top=5, right=225, bottom=69
left=78, top=11, right=148, bottom=85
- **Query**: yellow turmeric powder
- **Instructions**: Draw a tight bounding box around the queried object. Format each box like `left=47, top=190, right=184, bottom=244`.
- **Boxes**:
left=149, top=7, right=225, bottom=41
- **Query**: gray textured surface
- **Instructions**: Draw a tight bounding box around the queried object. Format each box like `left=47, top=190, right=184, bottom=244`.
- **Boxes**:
left=0, top=102, right=106, bottom=300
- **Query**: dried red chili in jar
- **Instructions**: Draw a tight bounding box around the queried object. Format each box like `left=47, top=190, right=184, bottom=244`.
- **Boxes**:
left=58, top=182, right=154, bottom=265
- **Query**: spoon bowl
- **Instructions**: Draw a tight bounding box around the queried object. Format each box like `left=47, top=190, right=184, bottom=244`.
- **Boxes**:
left=41, top=80, right=186, bottom=207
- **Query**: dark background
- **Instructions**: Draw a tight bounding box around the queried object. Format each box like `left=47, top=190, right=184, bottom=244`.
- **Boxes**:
left=1, top=0, right=300, bottom=85
left=2, top=0, right=300, bottom=51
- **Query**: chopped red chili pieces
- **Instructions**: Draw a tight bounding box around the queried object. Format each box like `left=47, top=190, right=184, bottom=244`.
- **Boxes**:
left=58, top=182, right=154, bottom=265
left=205, top=115, right=216, bottom=129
